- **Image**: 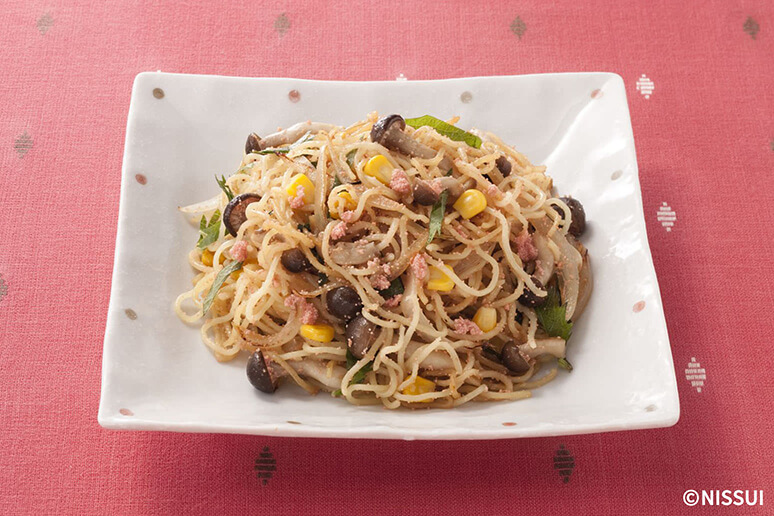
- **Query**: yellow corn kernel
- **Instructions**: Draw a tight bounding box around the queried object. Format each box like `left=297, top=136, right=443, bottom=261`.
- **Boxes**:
left=473, top=306, right=497, bottom=333
left=363, top=155, right=393, bottom=185
left=327, top=190, right=356, bottom=219
left=402, top=375, right=436, bottom=402
left=453, top=189, right=487, bottom=219
left=201, top=249, right=214, bottom=267
left=286, top=174, right=315, bottom=205
left=427, top=265, right=455, bottom=292
left=300, top=324, right=335, bottom=343
left=201, top=249, right=226, bottom=267
left=230, top=263, right=255, bottom=281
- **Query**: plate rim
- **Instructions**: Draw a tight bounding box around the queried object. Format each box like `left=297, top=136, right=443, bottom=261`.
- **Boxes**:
left=98, top=71, right=680, bottom=440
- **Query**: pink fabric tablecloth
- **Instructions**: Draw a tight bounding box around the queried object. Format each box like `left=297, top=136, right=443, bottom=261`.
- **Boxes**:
left=1, top=1, right=772, bottom=514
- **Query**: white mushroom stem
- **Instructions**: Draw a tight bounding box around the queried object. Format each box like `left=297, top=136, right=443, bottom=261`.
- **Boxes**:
left=519, top=338, right=566, bottom=359
left=260, top=122, right=336, bottom=149
left=405, top=341, right=456, bottom=372
left=378, top=119, right=453, bottom=171
left=273, top=359, right=346, bottom=390
left=329, top=241, right=379, bottom=265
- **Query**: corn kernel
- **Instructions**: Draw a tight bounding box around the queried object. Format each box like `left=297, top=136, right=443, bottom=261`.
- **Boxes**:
left=327, top=190, right=357, bottom=219
left=286, top=174, right=315, bottom=205
left=363, top=155, right=393, bottom=185
left=402, top=375, right=436, bottom=402
left=427, top=265, right=455, bottom=292
left=201, top=249, right=226, bottom=267
left=201, top=249, right=214, bottom=267
left=300, top=324, right=335, bottom=343
left=230, top=268, right=242, bottom=281
left=453, top=189, right=487, bottom=219
left=473, top=306, right=497, bottom=333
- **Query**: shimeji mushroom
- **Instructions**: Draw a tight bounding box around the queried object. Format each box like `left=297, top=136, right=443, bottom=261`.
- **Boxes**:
left=245, top=121, right=336, bottom=153
left=370, top=114, right=453, bottom=171
left=501, top=338, right=567, bottom=375
left=223, top=193, right=262, bottom=236
left=247, top=350, right=346, bottom=394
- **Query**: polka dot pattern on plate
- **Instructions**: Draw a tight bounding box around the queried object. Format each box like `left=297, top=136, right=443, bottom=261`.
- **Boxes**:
left=591, top=89, right=603, bottom=99
left=125, top=308, right=138, bottom=320
left=460, top=91, right=473, bottom=103
left=135, top=174, right=147, bottom=185
left=633, top=301, right=646, bottom=312
left=611, top=170, right=622, bottom=180
left=288, top=89, right=300, bottom=103
left=119, top=408, right=134, bottom=416
left=153, top=88, right=164, bottom=99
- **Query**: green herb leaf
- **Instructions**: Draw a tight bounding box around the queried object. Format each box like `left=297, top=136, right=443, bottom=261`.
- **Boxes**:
left=350, top=361, right=373, bottom=384
left=297, top=223, right=311, bottom=232
left=427, top=190, right=448, bottom=244
left=378, top=276, right=405, bottom=299
left=197, top=209, right=222, bottom=249
left=333, top=350, right=374, bottom=397
left=558, top=358, right=573, bottom=371
left=535, top=284, right=573, bottom=341
left=317, top=272, right=329, bottom=286
left=405, top=115, right=482, bottom=149
left=345, top=149, right=357, bottom=172
left=252, top=147, right=290, bottom=155
left=332, top=175, right=343, bottom=190
left=345, top=349, right=357, bottom=369
left=202, top=261, right=243, bottom=314
left=445, top=169, right=454, bottom=176
left=346, top=349, right=373, bottom=383
left=215, top=175, right=234, bottom=201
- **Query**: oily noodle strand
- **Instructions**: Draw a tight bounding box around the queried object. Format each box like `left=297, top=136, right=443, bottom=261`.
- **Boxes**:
left=174, top=113, right=575, bottom=408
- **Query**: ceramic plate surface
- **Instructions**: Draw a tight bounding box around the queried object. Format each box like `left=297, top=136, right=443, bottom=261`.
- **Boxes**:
left=98, top=72, right=679, bottom=439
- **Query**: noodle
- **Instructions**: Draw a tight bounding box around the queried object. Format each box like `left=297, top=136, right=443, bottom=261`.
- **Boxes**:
left=174, top=114, right=591, bottom=408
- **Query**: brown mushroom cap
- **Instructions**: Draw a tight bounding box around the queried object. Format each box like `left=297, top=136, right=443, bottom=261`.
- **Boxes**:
left=501, top=342, right=530, bottom=375
left=247, top=350, right=279, bottom=393
left=223, top=193, right=262, bottom=237
left=557, top=197, right=586, bottom=237
left=370, top=114, right=406, bottom=144
left=245, top=133, right=262, bottom=154
left=495, top=155, right=512, bottom=177
left=327, top=286, right=363, bottom=320
left=413, top=180, right=441, bottom=206
left=345, top=315, right=379, bottom=359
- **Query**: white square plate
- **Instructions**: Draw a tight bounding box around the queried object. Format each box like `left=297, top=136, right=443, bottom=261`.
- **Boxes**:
left=99, top=72, right=679, bottom=439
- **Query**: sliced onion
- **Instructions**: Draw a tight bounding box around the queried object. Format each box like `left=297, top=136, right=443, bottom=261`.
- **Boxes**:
left=179, top=194, right=221, bottom=214
left=241, top=317, right=301, bottom=350
left=532, top=233, right=554, bottom=285
left=533, top=218, right=581, bottom=321
left=178, top=194, right=222, bottom=226
left=572, top=238, right=593, bottom=320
